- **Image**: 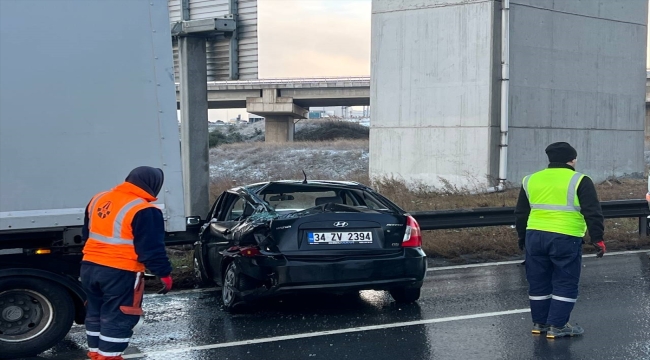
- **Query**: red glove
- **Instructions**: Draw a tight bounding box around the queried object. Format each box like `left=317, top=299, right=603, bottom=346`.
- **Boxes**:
left=158, top=275, right=173, bottom=294
left=592, top=241, right=606, bottom=258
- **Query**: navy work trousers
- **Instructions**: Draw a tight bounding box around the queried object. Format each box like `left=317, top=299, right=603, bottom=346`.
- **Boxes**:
left=80, top=262, right=144, bottom=358
left=524, top=230, right=582, bottom=327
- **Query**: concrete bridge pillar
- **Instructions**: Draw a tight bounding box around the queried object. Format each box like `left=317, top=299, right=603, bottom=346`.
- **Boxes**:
left=264, top=116, right=295, bottom=142
left=371, top=0, right=647, bottom=188
left=646, top=74, right=650, bottom=151
left=178, top=36, right=209, bottom=218
left=246, top=89, right=307, bottom=143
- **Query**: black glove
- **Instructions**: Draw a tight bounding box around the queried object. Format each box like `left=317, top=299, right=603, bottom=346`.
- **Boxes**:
left=518, top=238, right=525, bottom=251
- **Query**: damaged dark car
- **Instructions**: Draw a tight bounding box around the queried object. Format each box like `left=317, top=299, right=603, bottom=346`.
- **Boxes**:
left=193, top=180, right=427, bottom=311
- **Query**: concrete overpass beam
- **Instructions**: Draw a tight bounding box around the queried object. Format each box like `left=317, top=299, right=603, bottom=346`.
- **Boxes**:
left=246, top=89, right=307, bottom=143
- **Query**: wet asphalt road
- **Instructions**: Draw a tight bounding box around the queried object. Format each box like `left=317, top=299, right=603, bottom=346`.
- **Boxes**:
left=22, top=251, right=650, bottom=360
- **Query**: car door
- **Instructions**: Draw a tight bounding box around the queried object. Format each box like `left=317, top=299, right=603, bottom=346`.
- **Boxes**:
left=205, top=193, right=249, bottom=284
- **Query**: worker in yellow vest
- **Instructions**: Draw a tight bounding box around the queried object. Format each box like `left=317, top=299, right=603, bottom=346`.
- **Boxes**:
left=515, top=142, right=605, bottom=339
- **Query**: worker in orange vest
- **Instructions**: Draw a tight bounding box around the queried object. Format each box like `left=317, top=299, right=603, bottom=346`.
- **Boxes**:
left=80, top=166, right=172, bottom=360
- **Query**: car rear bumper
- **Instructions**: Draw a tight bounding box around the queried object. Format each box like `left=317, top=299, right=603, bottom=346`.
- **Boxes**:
left=235, top=248, right=427, bottom=299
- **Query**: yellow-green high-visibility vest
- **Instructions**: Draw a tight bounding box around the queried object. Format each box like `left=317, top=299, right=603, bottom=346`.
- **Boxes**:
left=523, top=168, right=587, bottom=238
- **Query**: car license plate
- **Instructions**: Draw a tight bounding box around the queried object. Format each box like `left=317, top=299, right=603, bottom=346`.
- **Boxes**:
left=308, top=232, right=373, bottom=244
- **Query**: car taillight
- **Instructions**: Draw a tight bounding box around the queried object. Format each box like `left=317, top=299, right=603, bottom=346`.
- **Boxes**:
left=402, top=215, right=422, bottom=247
left=228, top=246, right=261, bottom=257
left=240, top=246, right=261, bottom=257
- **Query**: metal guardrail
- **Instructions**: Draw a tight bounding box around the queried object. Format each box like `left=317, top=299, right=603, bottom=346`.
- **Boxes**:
left=411, top=199, right=650, bottom=235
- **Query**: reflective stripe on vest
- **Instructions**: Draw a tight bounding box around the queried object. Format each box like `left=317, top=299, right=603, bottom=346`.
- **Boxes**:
left=88, top=198, right=145, bottom=245
left=523, top=172, right=583, bottom=212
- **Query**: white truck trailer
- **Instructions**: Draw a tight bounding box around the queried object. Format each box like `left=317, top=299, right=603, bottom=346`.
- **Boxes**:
left=0, top=1, right=201, bottom=357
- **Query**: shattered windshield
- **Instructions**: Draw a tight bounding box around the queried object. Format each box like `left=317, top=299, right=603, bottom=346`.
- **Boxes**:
left=247, top=211, right=278, bottom=221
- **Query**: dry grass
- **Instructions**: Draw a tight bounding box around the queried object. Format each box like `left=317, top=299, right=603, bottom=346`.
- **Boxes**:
left=369, top=176, right=647, bottom=212
left=144, top=248, right=195, bottom=292
left=294, top=120, right=369, bottom=141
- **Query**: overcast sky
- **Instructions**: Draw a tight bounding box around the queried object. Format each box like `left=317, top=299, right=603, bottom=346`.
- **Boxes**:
left=210, top=0, right=371, bottom=120
left=211, top=0, right=649, bottom=121
left=257, top=0, right=371, bottom=77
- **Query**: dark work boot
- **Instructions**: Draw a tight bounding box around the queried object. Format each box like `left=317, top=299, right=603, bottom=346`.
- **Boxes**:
left=531, top=323, right=550, bottom=334
left=546, top=323, right=584, bottom=339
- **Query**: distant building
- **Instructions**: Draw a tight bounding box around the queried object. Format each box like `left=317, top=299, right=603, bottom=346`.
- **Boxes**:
left=309, top=106, right=345, bottom=118
left=309, top=106, right=370, bottom=119
left=350, top=109, right=365, bottom=118
left=249, top=115, right=264, bottom=123
left=228, top=114, right=244, bottom=124
left=208, top=121, right=226, bottom=131
left=308, top=110, right=325, bottom=119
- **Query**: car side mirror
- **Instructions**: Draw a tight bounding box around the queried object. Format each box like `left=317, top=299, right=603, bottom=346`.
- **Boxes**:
left=186, top=216, right=202, bottom=226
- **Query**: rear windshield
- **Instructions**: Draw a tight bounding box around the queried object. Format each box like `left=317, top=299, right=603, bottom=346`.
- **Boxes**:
left=256, top=184, right=396, bottom=213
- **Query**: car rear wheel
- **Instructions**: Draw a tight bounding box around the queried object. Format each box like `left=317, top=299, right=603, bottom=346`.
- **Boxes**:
left=0, top=278, right=75, bottom=358
left=221, top=262, right=255, bottom=312
left=389, top=286, right=421, bottom=303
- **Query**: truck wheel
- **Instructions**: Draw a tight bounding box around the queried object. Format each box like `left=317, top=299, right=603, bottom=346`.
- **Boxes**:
left=0, top=278, right=75, bottom=358
left=389, top=286, right=421, bottom=304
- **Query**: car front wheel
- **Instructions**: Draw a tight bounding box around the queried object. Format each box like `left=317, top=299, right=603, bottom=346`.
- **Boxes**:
left=193, top=245, right=212, bottom=287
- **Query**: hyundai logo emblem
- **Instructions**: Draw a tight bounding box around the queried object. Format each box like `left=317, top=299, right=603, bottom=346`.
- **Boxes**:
left=333, top=221, right=348, bottom=227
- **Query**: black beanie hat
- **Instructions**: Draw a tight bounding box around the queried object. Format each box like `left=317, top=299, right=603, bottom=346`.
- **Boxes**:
left=545, top=142, right=577, bottom=164
left=125, top=166, right=165, bottom=197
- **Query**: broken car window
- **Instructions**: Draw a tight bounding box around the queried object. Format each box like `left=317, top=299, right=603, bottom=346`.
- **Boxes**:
left=264, top=191, right=339, bottom=211
left=226, top=197, right=248, bottom=221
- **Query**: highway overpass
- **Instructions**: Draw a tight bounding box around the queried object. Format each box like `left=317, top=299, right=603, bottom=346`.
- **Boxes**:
left=175, top=77, right=370, bottom=109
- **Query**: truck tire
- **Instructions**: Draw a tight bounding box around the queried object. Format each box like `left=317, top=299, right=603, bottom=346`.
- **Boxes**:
left=0, top=278, right=75, bottom=358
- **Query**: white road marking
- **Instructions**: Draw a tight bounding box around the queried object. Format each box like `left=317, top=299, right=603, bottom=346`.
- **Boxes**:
left=428, top=259, right=524, bottom=271
left=121, top=308, right=530, bottom=359
left=427, top=249, right=650, bottom=272
left=144, top=287, right=218, bottom=298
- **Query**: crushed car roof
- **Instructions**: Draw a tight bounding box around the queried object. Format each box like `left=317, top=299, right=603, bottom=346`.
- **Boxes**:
left=233, top=180, right=369, bottom=192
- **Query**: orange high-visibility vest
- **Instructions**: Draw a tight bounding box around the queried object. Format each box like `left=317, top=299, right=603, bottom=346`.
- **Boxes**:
left=82, top=182, right=158, bottom=272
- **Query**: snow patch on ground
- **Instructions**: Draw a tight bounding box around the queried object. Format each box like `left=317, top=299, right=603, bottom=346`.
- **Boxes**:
left=209, top=141, right=369, bottom=183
